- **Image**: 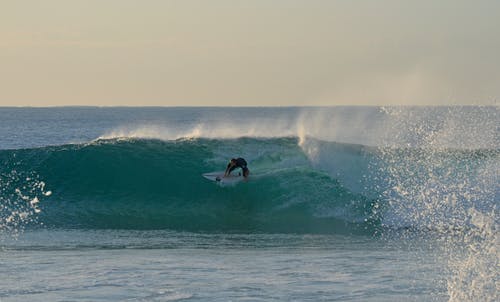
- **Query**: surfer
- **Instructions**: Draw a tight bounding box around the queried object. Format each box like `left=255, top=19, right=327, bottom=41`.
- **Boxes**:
left=225, top=157, right=250, bottom=178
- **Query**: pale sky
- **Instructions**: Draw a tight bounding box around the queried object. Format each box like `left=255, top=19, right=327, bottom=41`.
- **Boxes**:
left=1, top=0, right=499, bottom=106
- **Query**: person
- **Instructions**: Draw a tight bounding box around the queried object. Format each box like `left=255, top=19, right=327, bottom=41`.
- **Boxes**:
left=224, top=157, right=250, bottom=178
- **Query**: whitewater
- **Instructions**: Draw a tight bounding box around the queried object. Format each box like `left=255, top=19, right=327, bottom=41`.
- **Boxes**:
left=0, top=106, right=498, bottom=301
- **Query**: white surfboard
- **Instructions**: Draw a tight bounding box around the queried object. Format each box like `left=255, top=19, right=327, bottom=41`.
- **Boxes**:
left=202, top=171, right=244, bottom=185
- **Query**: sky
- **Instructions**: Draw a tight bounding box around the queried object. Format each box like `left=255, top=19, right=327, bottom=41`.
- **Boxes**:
left=1, top=0, right=499, bottom=106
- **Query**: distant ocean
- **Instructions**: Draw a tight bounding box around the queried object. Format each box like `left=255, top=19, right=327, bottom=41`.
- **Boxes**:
left=0, top=106, right=498, bottom=301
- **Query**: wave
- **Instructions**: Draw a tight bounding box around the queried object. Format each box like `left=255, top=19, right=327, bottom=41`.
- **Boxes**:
left=0, top=138, right=381, bottom=233
left=0, top=137, right=497, bottom=234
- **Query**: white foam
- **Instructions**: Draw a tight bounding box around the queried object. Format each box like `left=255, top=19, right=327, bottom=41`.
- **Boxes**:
left=30, top=197, right=39, bottom=206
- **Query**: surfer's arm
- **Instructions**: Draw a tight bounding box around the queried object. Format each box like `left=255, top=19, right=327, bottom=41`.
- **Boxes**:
left=224, top=163, right=231, bottom=176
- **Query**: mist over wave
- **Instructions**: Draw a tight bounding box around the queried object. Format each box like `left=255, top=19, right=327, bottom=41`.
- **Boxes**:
left=95, top=106, right=498, bottom=150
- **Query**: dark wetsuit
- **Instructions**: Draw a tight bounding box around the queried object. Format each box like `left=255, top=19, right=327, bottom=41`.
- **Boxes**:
left=227, top=157, right=248, bottom=175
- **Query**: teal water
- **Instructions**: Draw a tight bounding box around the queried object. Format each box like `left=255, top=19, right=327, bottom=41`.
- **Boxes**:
left=0, top=107, right=498, bottom=301
left=1, top=138, right=380, bottom=233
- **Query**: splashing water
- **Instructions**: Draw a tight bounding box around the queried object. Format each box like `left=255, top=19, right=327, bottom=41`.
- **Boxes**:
left=0, top=169, right=51, bottom=236
left=374, top=106, right=499, bottom=301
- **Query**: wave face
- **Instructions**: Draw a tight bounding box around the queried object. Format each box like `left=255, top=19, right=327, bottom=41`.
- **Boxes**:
left=1, top=134, right=497, bottom=234
left=0, top=138, right=381, bottom=233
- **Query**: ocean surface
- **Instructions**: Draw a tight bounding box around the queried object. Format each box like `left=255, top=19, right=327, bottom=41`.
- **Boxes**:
left=0, top=106, right=498, bottom=301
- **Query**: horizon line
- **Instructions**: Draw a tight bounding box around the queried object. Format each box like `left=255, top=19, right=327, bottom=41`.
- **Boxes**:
left=0, top=104, right=497, bottom=109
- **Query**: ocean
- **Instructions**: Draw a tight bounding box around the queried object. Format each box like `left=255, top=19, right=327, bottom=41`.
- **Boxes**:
left=0, top=106, right=498, bottom=301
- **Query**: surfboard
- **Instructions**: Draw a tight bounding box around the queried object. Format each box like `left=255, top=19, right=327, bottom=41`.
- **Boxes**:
left=202, top=171, right=244, bottom=185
